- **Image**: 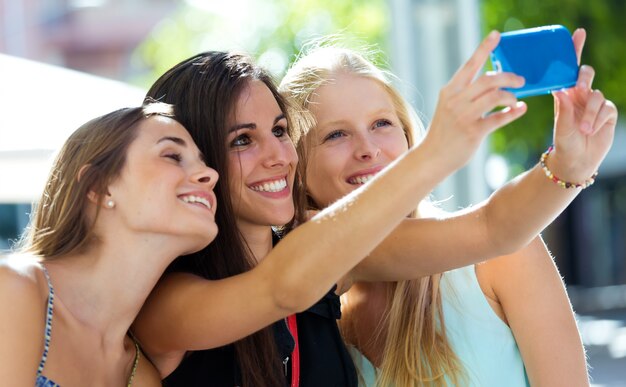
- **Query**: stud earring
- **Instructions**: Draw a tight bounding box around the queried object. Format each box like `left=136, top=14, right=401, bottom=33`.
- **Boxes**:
left=106, top=200, right=115, bottom=209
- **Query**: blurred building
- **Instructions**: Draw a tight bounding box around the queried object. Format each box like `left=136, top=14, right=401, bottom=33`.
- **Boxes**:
left=0, top=0, right=176, bottom=250
left=0, top=0, right=177, bottom=79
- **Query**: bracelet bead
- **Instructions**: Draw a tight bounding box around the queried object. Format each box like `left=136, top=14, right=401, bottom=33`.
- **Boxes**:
left=539, top=146, right=598, bottom=189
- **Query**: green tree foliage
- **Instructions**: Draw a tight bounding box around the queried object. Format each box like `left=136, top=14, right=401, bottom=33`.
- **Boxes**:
left=133, top=0, right=388, bottom=86
left=481, top=0, right=625, bottom=169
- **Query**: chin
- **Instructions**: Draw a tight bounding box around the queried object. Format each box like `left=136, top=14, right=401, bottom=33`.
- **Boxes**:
left=194, top=225, right=219, bottom=251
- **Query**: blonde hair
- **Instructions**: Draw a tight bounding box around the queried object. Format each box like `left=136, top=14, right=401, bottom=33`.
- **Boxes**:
left=19, top=103, right=173, bottom=259
left=280, top=45, right=464, bottom=386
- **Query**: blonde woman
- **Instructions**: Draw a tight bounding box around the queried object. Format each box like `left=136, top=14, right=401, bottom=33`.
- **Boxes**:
left=280, top=28, right=616, bottom=386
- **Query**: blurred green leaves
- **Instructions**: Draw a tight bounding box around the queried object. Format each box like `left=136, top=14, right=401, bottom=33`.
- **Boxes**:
left=134, top=0, right=623, bottom=169
left=133, top=0, right=388, bottom=86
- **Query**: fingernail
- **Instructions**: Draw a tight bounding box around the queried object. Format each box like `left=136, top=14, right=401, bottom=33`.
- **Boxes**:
left=488, top=30, right=498, bottom=40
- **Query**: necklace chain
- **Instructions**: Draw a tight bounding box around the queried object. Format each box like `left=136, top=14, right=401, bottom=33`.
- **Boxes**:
left=127, top=340, right=140, bottom=386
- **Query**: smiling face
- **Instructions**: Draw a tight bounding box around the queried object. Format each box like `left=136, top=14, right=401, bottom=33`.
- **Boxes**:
left=226, top=80, right=298, bottom=231
left=305, top=73, right=410, bottom=208
left=107, top=116, right=219, bottom=254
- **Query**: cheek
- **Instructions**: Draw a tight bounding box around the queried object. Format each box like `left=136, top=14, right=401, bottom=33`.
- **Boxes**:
left=306, top=146, right=348, bottom=190
left=285, top=142, right=299, bottom=168
left=380, top=131, right=409, bottom=159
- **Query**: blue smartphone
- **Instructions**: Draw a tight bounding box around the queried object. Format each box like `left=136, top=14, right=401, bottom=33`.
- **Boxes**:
left=490, top=25, right=579, bottom=98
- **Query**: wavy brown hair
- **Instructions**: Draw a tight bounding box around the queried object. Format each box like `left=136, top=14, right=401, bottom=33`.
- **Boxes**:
left=20, top=103, right=173, bottom=259
left=280, top=45, right=465, bottom=386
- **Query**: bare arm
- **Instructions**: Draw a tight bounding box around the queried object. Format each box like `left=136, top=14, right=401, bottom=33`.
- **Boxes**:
left=478, top=237, right=588, bottom=386
left=0, top=260, right=46, bottom=385
left=134, top=31, right=531, bottom=377
left=351, top=28, right=617, bottom=281
left=134, top=125, right=463, bottom=376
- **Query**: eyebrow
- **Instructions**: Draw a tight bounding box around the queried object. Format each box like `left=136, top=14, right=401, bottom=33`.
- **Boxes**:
left=158, top=136, right=207, bottom=163
left=319, top=108, right=396, bottom=129
left=228, top=114, right=286, bottom=133
left=157, top=136, right=187, bottom=146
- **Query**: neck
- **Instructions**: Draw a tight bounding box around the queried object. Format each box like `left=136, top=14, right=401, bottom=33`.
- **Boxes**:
left=236, top=221, right=274, bottom=263
left=44, top=232, right=187, bottom=346
left=342, top=281, right=391, bottom=367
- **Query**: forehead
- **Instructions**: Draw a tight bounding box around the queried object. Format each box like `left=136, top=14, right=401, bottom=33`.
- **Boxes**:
left=233, top=80, right=282, bottom=121
left=309, top=73, right=395, bottom=120
left=134, top=116, right=191, bottom=142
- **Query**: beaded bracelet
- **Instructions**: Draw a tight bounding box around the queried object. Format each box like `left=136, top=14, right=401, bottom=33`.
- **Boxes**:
left=540, top=146, right=598, bottom=189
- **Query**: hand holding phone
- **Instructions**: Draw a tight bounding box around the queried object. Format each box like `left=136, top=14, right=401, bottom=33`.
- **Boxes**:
left=490, top=25, right=579, bottom=98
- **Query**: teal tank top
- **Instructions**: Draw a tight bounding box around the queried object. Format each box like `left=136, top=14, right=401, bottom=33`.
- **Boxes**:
left=440, top=265, right=529, bottom=386
left=348, top=265, right=529, bottom=386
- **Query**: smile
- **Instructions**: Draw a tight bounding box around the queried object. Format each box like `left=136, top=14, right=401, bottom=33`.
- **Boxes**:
left=347, top=173, right=377, bottom=185
left=180, top=195, right=212, bottom=210
left=249, top=178, right=288, bottom=193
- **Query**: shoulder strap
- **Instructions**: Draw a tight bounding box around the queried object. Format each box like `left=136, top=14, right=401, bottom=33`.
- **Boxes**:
left=37, top=265, right=55, bottom=376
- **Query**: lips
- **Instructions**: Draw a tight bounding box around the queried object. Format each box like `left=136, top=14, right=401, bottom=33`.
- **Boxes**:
left=347, top=173, right=376, bottom=185
left=179, top=192, right=215, bottom=212
left=346, top=167, right=384, bottom=185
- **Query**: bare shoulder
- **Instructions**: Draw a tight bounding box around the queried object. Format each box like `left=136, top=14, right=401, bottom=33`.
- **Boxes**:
left=0, top=253, right=47, bottom=299
left=475, top=236, right=549, bottom=286
left=0, top=254, right=48, bottom=381
left=474, top=237, right=550, bottom=314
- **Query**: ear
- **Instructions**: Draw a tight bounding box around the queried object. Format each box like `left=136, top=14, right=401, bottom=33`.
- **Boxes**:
left=79, top=164, right=113, bottom=208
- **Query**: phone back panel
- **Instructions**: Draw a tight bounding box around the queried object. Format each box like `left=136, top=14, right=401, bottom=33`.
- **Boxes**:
left=490, top=25, right=578, bottom=98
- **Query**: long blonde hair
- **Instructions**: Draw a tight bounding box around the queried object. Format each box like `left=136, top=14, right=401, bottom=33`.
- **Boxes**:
left=280, top=45, right=464, bottom=386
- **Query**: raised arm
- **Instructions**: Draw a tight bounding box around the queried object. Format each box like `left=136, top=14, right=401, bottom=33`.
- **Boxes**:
left=133, top=31, right=526, bottom=377
left=351, top=28, right=617, bottom=281
left=478, top=237, right=589, bottom=385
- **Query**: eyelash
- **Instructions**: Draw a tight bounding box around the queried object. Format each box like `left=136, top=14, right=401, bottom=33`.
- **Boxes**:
left=273, top=125, right=288, bottom=138
left=165, top=153, right=182, bottom=162
left=374, top=119, right=392, bottom=128
left=230, top=134, right=251, bottom=147
left=322, top=119, right=394, bottom=143
left=323, top=130, right=346, bottom=142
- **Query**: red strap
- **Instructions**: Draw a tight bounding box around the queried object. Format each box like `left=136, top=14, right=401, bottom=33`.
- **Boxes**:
left=286, top=314, right=300, bottom=387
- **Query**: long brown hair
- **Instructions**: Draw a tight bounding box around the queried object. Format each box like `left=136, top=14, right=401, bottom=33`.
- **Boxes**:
left=280, top=45, right=464, bottom=386
left=20, top=104, right=173, bottom=259
left=146, top=51, right=307, bottom=387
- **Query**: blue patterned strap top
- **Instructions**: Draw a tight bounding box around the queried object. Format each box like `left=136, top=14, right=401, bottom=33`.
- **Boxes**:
left=35, top=265, right=61, bottom=387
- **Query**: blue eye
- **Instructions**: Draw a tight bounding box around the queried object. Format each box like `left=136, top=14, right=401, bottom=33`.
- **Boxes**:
left=272, top=125, right=288, bottom=138
left=323, top=130, right=346, bottom=142
left=230, top=134, right=251, bottom=147
left=373, top=119, right=392, bottom=128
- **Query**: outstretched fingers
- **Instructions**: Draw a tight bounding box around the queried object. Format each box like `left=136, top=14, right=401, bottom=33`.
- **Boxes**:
left=480, top=102, right=527, bottom=134
left=591, top=99, right=618, bottom=136
left=580, top=90, right=606, bottom=135
left=448, top=31, right=500, bottom=90
left=572, top=28, right=586, bottom=66
left=576, top=65, right=595, bottom=91
left=460, top=71, right=525, bottom=104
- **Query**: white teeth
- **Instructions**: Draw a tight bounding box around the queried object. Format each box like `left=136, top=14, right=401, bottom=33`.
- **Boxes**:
left=181, top=195, right=211, bottom=209
left=348, top=174, right=376, bottom=185
left=251, top=178, right=287, bottom=193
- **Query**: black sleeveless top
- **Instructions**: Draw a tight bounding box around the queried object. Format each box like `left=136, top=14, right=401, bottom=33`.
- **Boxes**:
left=163, top=288, right=358, bottom=387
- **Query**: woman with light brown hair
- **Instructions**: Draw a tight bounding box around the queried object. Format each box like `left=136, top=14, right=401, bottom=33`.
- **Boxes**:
left=0, top=103, right=219, bottom=386
left=280, top=28, right=616, bottom=386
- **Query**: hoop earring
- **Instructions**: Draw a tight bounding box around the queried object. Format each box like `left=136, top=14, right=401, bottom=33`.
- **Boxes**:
left=106, top=200, right=115, bottom=209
